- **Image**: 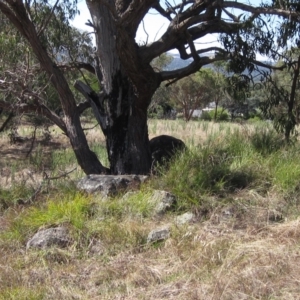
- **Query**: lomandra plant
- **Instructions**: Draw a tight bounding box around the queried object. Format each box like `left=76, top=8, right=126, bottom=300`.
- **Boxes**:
left=250, top=126, right=286, bottom=156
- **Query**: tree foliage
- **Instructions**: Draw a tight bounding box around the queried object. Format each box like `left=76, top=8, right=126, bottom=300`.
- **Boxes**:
left=259, top=48, right=300, bottom=140
left=171, top=74, right=210, bottom=121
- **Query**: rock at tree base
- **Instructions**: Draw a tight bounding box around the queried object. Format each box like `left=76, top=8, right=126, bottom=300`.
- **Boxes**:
left=77, top=174, right=148, bottom=197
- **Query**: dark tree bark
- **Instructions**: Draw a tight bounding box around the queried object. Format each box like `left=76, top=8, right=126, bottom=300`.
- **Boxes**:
left=0, top=112, right=13, bottom=132
left=285, top=55, right=300, bottom=142
left=86, top=0, right=160, bottom=174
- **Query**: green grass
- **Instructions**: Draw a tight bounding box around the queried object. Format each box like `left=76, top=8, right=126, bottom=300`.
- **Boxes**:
left=1, top=192, right=94, bottom=244
left=151, top=125, right=300, bottom=208
left=91, top=143, right=109, bottom=167
left=0, top=183, right=34, bottom=209
left=0, top=288, right=45, bottom=300
left=51, top=148, right=77, bottom=169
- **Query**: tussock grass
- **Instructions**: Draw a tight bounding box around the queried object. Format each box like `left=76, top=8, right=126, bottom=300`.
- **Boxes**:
left=2, top=120, right=300, bottom=299
left=0, top=192, right=93, bottom=247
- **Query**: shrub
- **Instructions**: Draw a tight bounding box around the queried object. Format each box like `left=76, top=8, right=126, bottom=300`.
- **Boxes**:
left=250, top=126, right=284, bottom=155
left=208, top=108, right=229, bottom=121
left=200, top=109, right=229, bottom=121
left=200, top=111, right=212, bottom=121
left=247, top=116, right=263, bottom=124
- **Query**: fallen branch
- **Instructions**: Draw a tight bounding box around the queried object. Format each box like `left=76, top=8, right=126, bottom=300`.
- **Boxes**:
left=26, top=126, right=37, bottom=158
left=43, top=167, right=77, bottom=181
left=0, top=112, right=14, bottom=132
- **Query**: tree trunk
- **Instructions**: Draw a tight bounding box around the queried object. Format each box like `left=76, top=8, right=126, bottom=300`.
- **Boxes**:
left=285, top=55, right=300, bottom=143
left=214, top=101, right=219, bottom=121
left=106, top=100, right=151, bottom=174
left=0, top=111, right=13, bottom=132
left=96, top=68, right=153, bottom=174
left=87, top=0, right=159, bottom=174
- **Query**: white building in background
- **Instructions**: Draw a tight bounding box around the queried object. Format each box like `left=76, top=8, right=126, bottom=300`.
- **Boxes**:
left=190, top=102, right=216, bottom=118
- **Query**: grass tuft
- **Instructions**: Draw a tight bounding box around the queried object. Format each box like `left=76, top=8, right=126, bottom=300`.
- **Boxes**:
left=1, top=192, right=94, bottom=245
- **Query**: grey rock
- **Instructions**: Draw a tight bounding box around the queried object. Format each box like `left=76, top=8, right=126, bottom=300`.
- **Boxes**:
left=77, top=175, right=148, bottom=197
left=175, top=212, right=195, bottom=225
left=147, top=227, right=170, bottom=243
left=26, top=227, right=71, bottom=250
left=152, top=190, right=177, bottom=215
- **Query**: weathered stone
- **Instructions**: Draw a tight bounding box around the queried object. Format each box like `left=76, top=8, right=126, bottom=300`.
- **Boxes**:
left=147, top=227, right=170, bottom=243
left=152, top=190, right=177, bottom=215
left=77, top=175, right=148, bottom=197
left=26, top=227, right=71, bottom=250
left=175, top=212, right=195, bottom=225
left=150, top=135, right=186, bottom=167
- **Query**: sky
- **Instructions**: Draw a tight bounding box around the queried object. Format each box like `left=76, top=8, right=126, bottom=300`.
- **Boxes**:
left=71, top=0, right=269, bottom=57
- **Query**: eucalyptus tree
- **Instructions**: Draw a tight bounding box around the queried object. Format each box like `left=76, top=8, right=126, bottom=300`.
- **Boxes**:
left=1, top=0, right=299, bottom=174
left=148, top=53, right=173, bottom=118
left=0, top=4, right=102, bottom=173
left=169, top=74, right=209, bottom=121
left=254, top=1, right=300, bottom=141
left=198, top=65, right=228, bottom=121
left=259, top=48, right=300, bottom=141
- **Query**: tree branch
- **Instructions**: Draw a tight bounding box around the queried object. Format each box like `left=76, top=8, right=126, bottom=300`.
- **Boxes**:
left=77, top=101, right=91, bottom=115
left=0, top=100, right=67, bottom=134
left=152, top=2, right=172, bottom=21
left=74, top=80, right=108, bottom=133
left=37, top=0, right=60, bottom=37
left=160, top=51, right=286, bottom=85
left=0, top=112, right=14, bottom=132
left=57, top=62, right=95, bottom=74
left=222, top=1, right=300, bottom=21
left=0, top=1, right=27, bottom=37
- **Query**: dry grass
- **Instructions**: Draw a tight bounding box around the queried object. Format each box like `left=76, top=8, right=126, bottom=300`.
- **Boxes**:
left=0, top=119, right=222, bottom=187
left=148, top=119, right=243, bottom=146
left=0, top=120, right=106, bottom=188
left=1, top=206, right=300, bottom=299
left=1, top=118, right=300, bottom=299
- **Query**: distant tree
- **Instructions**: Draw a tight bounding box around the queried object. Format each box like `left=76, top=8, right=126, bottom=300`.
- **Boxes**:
left=170, top=73, right=214, bottom=121
left=151, top=53, right=173, bottom=72
left=197, top=65, right=228, bottom=121
left=148, top=53, right=174, bottom=119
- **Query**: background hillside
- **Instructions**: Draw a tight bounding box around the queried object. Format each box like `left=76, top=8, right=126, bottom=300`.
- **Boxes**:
left=166, top=53, right=272, bottom=80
